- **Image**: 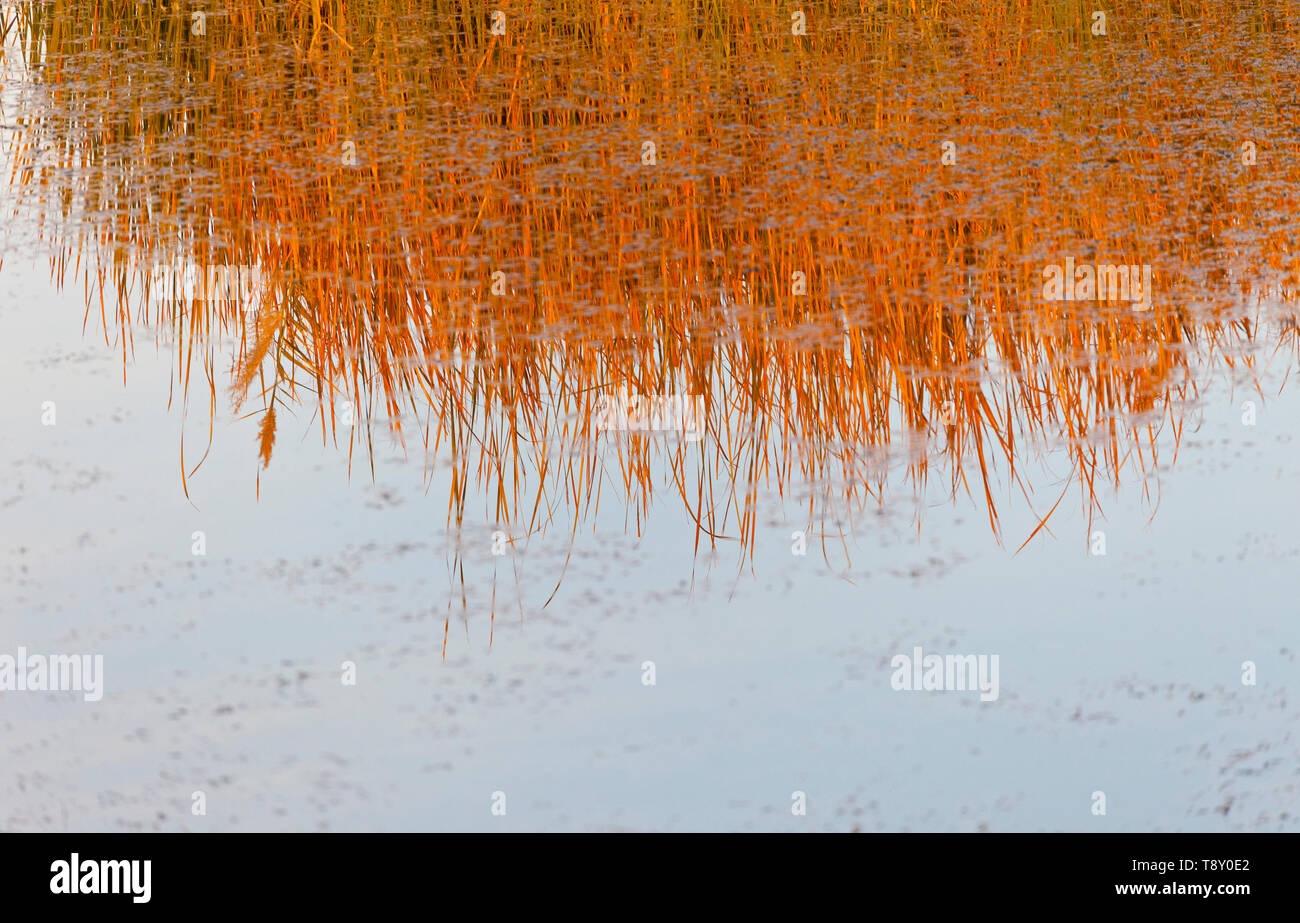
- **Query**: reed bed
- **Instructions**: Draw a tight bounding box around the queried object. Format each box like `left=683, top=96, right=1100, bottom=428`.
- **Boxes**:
left=3, top=0, right=1299, bottom=568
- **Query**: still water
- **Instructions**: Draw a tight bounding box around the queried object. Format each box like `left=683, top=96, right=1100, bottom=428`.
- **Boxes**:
left=1, top=1, right=1297, bottom=830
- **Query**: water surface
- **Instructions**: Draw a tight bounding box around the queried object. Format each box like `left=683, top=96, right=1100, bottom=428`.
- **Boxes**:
left=1, top=0, right=1298, bottom=831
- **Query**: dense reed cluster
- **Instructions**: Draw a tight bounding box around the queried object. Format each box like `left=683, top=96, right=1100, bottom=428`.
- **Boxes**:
left=3, top=0, right=1299, bottom=561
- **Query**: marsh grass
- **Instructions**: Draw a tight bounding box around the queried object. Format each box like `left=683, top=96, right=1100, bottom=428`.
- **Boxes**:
left=3, top=0, right=1300, bottom=580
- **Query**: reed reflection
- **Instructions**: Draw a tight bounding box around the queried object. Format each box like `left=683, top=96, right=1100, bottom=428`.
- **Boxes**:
left=4, top=0, right=1299, bottom=574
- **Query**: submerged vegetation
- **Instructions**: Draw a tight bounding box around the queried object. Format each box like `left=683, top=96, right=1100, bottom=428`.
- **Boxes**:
left=3, top=0, right=1300, bottom=572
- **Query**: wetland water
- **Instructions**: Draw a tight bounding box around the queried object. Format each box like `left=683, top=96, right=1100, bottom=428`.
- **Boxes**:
left=1, top=1, right=1298, bottom=830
